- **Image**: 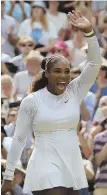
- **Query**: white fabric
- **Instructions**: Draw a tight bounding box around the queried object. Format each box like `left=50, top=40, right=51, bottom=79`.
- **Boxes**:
left=47, top=11, right=68, bottom=35
left=1, top=53, right=11, bottom=63
left=1, top=15, right=17, bottom=57
left=4, top=36, right=102, bottom=192
left=2, top=137, right=13, bottom=153
left=14, top=71, right=34, bottom=97
left=10, top=54, right=27, bottom=72
left=4, top=123, right=16, bottom=137
left=18, top=19, right=58, bottom=46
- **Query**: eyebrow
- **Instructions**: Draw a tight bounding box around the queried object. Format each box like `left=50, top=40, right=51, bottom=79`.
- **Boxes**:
left=52, top=68, right=70, bottom=70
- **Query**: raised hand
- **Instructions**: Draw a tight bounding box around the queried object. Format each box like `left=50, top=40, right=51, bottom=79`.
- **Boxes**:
left=68, top=10, right=92, bottom=33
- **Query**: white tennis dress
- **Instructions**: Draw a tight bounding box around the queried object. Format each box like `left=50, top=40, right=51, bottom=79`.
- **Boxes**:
left=4, top=36, right=102, bottom=193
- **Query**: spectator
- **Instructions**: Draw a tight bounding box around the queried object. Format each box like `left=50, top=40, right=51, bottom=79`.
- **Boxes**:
left=75, top=1, right=92, bottom=22
left=99, top=95, right=107, bottom=107
left=98, top=17, right=107, bottom=59
left=1, top=75, right=15, bottom=101
left=14, top=50, right=43, bottom=98
left=93, top=129, right=107, bottom=195
left=70, top=67, right=96, bottom=122
left=1, top=53, right=12, bottom=75
left=88, top=106, right=107, bottom=153
left=91, top=1, right=107, bottom=36
left=90, top=62, right=107, bottom=99
left=58, top=28, right=69, bottom=41
left=49, top=40, right=70, bottom=61
left=1, top=1, right=18, bottom=57
left=98, top=5, right=107, bottom=32
left=92, top=1, right=107, bottom=13
left=66, top=29, right=87, bottom=67
left=4, top=0, right=31, bottom=23
left=18, top=1, right=57, bottom=50
left=93, top=96, right=107, bottom=123
left=59, top=1, right=75, bottom=14
left=10, top=36, right=35, bottom=72
left=4, top=109, right=18, bottom=137
left=46, top=0, right=68, bottom=36
left=1, top=159, right=30, bottom=195
left=1, top=126, right=7, bottom=159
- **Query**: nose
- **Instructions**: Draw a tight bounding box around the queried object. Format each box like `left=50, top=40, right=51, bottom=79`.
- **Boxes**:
left=59, top=72, right=66, bottom=79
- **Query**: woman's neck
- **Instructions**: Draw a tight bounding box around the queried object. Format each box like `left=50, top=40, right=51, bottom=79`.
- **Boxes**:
left=28, top=69, right=40, bottom=77
left=49, top=8, right=58, bottom=16
left=33, top=18, right=41, bottom=22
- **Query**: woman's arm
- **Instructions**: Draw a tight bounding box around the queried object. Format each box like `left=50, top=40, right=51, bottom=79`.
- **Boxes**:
left=68, top=11, right=102, bottom=105
left=3, top=94, right=36, bottom=181
left=69, top=35, right=102, bottom=105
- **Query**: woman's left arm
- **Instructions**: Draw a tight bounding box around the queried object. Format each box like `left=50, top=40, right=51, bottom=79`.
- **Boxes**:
left=70, top=35, right=102, bottom=104
left=68, top=11, right=102, bottom=104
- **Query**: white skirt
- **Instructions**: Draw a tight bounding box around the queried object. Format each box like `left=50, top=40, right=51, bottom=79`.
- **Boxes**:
left=23, top=130, right=88, bottom=193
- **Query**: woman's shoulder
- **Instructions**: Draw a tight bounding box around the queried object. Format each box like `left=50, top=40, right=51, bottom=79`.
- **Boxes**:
left=22, top=89, right=45, bottom=105
left=20, top=92, right=41, bottom=113
left=20, top=18, right=31, bottom=26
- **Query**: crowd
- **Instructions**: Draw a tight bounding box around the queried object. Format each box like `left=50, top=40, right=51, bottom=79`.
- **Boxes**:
left=1, top=1, right=107, bottom=195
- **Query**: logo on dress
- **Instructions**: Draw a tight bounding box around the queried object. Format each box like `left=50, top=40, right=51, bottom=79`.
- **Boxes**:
left=65, top=100, right=68, bottom=103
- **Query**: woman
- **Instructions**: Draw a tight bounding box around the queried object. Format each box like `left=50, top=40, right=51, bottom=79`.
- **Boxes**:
left=1, top=75, right=16, bottom=106
left=2, top=11, right=102, bottom=195
left=49, top=40, right=70, bottom=59
left=18, top=1, right=57, bottom=49
left=10, top=36, right=35, bottom=72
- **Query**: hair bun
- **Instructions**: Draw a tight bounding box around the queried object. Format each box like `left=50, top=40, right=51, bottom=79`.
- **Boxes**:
left=41, top=58, right=47, bottom=70
left=41, top=57, right=50, bottom=70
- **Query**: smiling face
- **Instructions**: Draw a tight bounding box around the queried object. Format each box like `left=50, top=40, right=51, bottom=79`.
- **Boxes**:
left=46, top=57, right=71, bottom=95
left=32, top=6, right=44, bottom=20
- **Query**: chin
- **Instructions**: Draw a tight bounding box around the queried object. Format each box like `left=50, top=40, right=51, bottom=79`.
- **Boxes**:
left=56, top=88, right=66, bottom=95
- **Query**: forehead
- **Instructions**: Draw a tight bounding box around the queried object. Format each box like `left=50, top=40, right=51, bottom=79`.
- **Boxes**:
left=51, top=58, right=70, bottom=69
left=32, top=6, right=44, bottom=11
left=20, top=41, right=33, bottom=44
left=2, top=81, right=12, bottom=85
left=49, top=1, right=59, bottom=4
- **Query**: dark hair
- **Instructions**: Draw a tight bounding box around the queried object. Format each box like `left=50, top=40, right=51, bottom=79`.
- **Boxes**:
left=29, top=55, right=70, bottom=93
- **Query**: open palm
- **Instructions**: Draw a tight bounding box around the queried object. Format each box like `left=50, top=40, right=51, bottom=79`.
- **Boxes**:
left=68, top=10, right=92, bottom=33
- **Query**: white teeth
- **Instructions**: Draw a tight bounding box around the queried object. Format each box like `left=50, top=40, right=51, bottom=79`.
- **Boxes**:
left=59, top=82, right=66, bottom=84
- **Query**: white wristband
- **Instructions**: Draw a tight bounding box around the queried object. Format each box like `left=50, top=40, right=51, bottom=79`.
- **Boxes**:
left=84, top=29, right=94, bottom=37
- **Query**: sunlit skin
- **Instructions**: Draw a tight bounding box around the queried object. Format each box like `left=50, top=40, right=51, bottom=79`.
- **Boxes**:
left=46, top=59, right=71, bottom=95
left=2, top=83, right=12, bottom=99
left=26, top=59, right=41, bottom=76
